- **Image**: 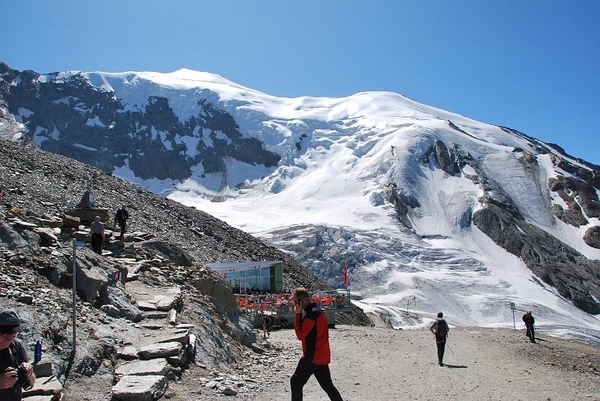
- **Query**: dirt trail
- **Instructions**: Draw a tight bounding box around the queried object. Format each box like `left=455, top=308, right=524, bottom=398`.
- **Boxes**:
left=253, top=324, right=600, bottom=401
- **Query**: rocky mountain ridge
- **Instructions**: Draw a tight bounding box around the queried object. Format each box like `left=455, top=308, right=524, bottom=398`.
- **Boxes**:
left=0, top=62, right=280, bottom=183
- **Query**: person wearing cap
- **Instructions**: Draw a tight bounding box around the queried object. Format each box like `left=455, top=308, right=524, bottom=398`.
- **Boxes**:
left=0, top=309, right=35, bottom=400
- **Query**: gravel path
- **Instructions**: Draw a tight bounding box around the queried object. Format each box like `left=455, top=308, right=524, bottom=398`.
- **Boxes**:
left=245, top=324, right=600, bottom=401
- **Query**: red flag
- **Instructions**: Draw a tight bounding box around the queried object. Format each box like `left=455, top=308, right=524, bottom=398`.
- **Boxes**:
left=343, top=263, right=349, bottom=286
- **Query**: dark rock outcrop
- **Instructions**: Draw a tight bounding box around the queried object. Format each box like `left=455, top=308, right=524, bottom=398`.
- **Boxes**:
left=548, top=175, right=600, bottom=226
left=584, top=226, right=600, bottom=249
left=422, top=139, right=461, bottom=176
left=386, top=184, right=420, bottom=229
left=473, top=201, right=600, bottom=314
left=0, top=62, right=281, bottom=186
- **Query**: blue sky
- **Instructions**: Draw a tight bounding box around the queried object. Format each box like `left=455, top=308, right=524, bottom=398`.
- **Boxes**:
left=2, top=0, right=599, bottom=165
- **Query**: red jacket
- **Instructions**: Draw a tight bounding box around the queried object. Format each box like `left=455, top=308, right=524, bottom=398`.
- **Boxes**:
left=294, top=302, right=331, bottom=365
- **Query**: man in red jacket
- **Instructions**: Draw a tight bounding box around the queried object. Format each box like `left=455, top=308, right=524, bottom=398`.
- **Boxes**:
left=290, top=287, right=343, bottom=401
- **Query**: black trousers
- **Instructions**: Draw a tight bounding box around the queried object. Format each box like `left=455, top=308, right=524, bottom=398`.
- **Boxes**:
left=526, top=324, right=536, bottom=342
left=91, top=233, right=103, bottom=254
left=117, top=221, right=126, bottom=238
left=290, top=358, right=343, bottom=401
left=436, top=340, right=446, bottom=364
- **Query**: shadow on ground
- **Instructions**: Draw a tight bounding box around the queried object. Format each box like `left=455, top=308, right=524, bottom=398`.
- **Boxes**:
left=444, top=364, right=468, bottom=369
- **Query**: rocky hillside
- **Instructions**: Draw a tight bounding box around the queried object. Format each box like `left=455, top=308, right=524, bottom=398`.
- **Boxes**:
left=0, top=139, right=369, bottom=400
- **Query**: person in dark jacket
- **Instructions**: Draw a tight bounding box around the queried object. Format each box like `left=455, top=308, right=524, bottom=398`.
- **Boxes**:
left=429, top=312, right=449, bottom=366
left=114, top=206, right=129, bottom=239
left=0, top=309, right=35, bottom=401
left=290, top=287, right=343, bottom=401
left=522, top=311, right=536, bottom=343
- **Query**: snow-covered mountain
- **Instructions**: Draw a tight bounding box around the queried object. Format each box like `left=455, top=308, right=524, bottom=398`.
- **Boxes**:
left=1, top=62, right=599, bottom=343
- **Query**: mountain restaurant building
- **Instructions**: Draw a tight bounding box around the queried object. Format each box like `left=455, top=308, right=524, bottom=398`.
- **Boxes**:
left=207, top=260, right=284, bottom=294
left=208, top=260, right=351, bottom=329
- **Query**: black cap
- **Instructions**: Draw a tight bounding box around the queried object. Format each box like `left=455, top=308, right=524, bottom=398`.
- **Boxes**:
left=0, top=309, right=21, bottom=334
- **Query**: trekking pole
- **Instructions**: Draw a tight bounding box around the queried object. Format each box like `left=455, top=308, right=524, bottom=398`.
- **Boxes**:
left=446, top=341, right=455, bottom=356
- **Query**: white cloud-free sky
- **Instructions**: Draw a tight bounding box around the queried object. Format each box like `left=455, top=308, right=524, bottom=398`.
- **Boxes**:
left=1, top=0, right=598, bottom=165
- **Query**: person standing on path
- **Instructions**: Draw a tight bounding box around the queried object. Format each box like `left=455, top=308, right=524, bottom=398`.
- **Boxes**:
left=114, top=206, right=129, bottom=239
left=522, top=311, right=536, bottom=343
left=90, top=216, right=105, bottom=255
left=429, top=312, right=449, bottom=366
left=290, top=287, right=343, bottom=401
left=262, top=315, right=272, bottom=340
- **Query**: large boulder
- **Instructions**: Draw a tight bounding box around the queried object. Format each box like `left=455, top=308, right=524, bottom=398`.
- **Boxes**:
left=75, top=255, right=109, bottom=303
left=136, top=240, right=194, bottom=267
left=0, top=221, right=39, bottom=252
left=100, top=281, right=143, bottom=322
left=191, top=275, right=238, bottom=317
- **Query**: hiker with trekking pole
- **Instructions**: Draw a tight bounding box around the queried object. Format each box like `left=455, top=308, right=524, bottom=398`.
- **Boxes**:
left=429, top=312, right=449, bottom=366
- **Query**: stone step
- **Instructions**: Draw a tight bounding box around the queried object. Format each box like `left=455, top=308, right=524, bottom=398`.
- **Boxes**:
left=112, top=374, right=168, bottom=401
left=139, top=341, right=183, bottom=360
left=22, top=375, right=63, bottom=399
left=115, top=359, right=173, bottom=378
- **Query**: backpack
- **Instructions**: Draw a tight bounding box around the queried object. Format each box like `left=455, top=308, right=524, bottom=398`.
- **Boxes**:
left=436, top=318, right=448, bottom=339
left=116, top=209, right=128, bottom=223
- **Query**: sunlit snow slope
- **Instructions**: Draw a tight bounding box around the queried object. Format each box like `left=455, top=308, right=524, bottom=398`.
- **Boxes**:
left=82, top=69, right=600, bottom=343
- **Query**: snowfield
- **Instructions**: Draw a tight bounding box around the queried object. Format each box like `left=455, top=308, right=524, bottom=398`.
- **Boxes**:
left=78, top=68, right=600, bottom=344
